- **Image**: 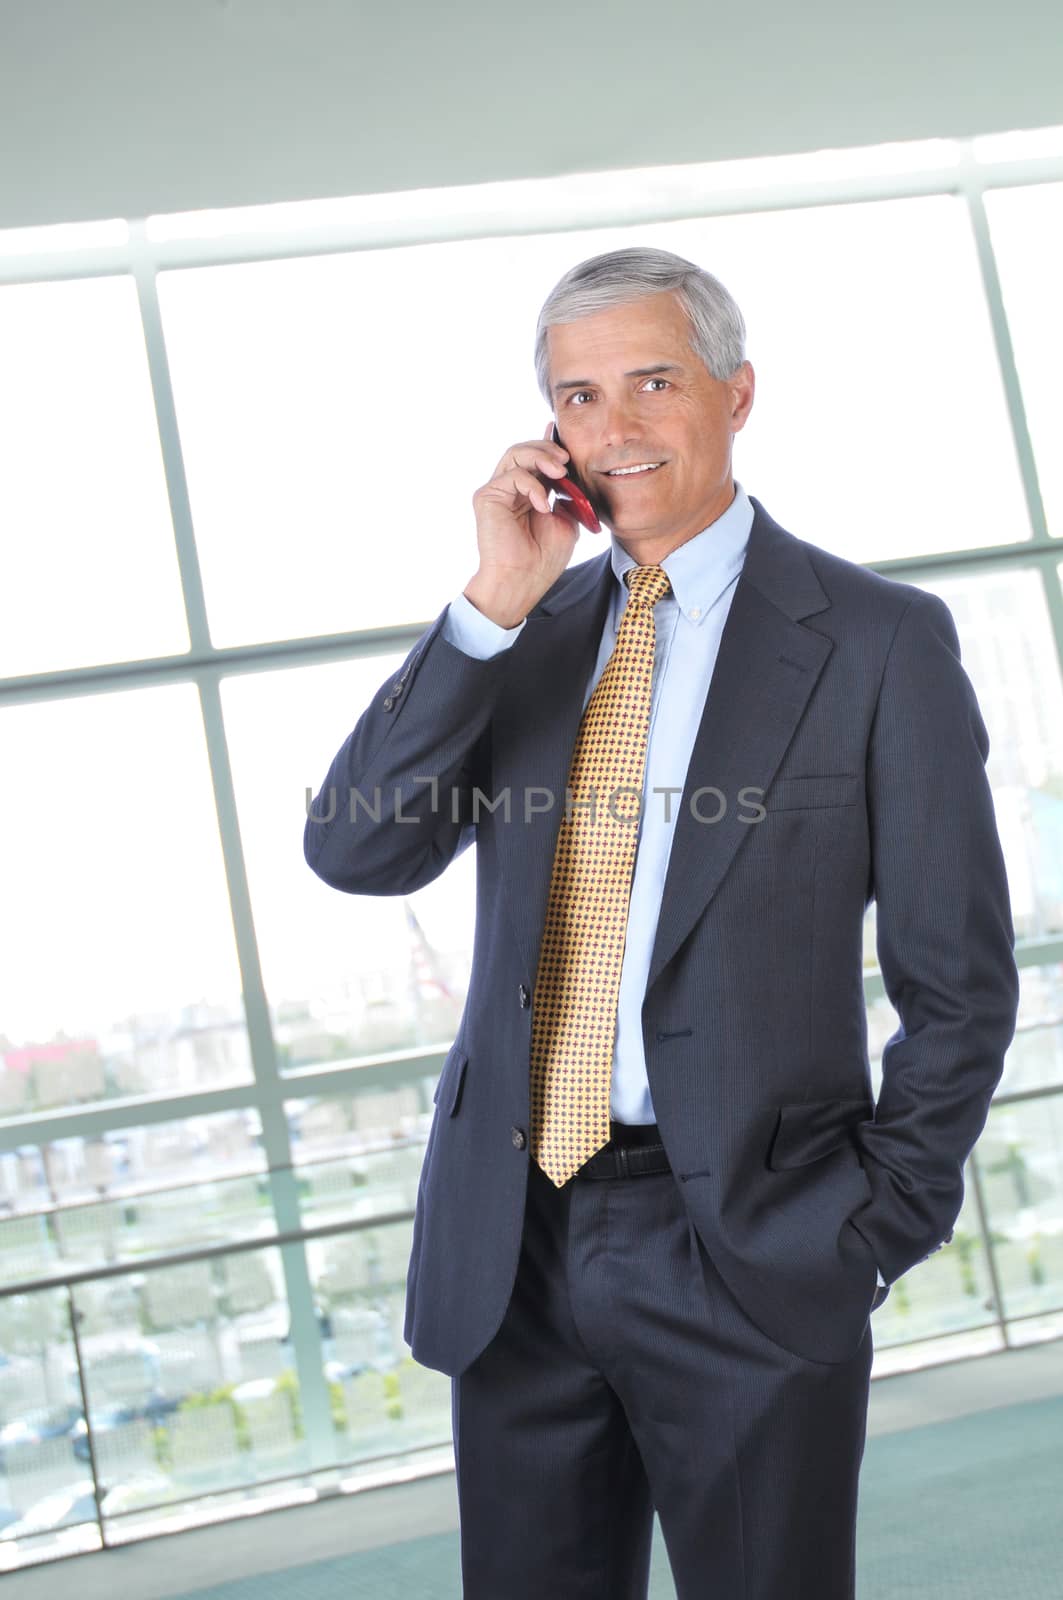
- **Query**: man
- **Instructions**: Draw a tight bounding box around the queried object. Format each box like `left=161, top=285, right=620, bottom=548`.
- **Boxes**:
left=304, top=247, right=1019, bottom=1598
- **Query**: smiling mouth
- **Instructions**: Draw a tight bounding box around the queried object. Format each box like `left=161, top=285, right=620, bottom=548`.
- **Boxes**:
left=602, top=462, right=667, bottom=479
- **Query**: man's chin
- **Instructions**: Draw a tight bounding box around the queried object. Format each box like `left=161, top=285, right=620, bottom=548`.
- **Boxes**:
left=606, top=515, right=667, bottom=540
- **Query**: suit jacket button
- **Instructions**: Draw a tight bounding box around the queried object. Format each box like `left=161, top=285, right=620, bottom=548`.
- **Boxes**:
left=518, top=984, right=530, bottom=1009
left=511, top=1127, right=526, bottom=1149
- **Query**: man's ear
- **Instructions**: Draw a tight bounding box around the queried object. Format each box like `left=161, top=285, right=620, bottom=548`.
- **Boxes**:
left=732, top=361, right=755, bottom=428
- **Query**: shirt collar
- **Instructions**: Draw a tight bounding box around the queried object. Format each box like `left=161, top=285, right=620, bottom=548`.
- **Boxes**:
left=608, top=479, right=753, bottom=629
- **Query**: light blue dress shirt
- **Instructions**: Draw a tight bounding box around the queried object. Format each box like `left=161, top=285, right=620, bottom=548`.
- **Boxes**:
left=441, top=479, right=886, bottom=1288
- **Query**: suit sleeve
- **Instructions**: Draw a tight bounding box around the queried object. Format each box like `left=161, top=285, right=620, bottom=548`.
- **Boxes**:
left=851, top=591, right=1020, bottom=1286
left=303, top=600, right=518, bottom=896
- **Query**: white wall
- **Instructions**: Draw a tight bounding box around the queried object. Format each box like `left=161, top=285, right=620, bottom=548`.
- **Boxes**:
left=1, top=0, right=1062, bottom=229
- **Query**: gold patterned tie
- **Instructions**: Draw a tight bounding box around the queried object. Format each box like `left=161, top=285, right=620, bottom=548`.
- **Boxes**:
left=529, top=562, right=673, bottom=1187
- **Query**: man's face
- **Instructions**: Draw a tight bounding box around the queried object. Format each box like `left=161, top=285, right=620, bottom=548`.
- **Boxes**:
left=547, top=290, right=754, bottom=555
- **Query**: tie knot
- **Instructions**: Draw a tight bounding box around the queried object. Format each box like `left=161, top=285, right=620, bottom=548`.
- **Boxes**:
left=624, top=564, right=672, bottom=609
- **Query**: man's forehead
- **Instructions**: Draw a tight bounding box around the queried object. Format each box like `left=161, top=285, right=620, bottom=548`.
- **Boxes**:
left=547, top=298, right=691, bottom=392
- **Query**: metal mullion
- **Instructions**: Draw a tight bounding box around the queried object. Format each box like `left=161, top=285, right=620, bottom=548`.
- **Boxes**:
left=0, top=1083, right=259, bottom=1151
left=1001, top=938, right=1063, bottom=972
left=195, top=672, right=336, bottom=1471
left=128, top=219, right=213, bottom=658
left=1033, top=557, right=1063, bottom=706
left=0, top=1126, right=435, bottom=1227
left=4, top=150, right=1063, bottom=289
left=5, top=532, right=1059, bottom=710
left=128, top=169, right=977, bottom=271
left=136, top=152, right=1058, bottom=273
left=968, top=1146, right=1013, bottom=1349
left=66, top=1288, right=109, bottom=1548
left=4, top=539, right=1060, bottom=710
left=0, top=1043, right=450, bottom=1150
left=981, top=1083, right=1063, bottom=1111
left=0, top=623, right=431, bottom=707
left=956, top=144, right=1052, bottom=548
left=0, top=248, right=135, bottom=288
left=869, top=540, right=1059, bottom=582
left=187, top=682, right=290, bottom=1135
left=273, top=1051, right=447, bottom=1099
left=0, top=1205, right=416, bottom=1300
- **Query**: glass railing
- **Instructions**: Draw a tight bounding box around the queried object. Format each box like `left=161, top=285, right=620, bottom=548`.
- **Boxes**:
left=1, top=1080, right=1062, bottom=1571
left=0, top=1132, right=429, bottom=1286
left=0, top=1180, right=451, bottom=1572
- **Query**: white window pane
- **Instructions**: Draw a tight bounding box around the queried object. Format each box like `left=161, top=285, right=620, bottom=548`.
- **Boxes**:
left=627, top=196, right=1029, bottom=563
left=222, top=655, right=474, bottom=1068
left=860, top=566, right=1063, bottom=990
left=540, top=197, right=1029, bottom=563
left=160, top=196, right=1029, bottom=638
left=0, top=687, right=248, bottom=1115
left=0, top=276, right=189, bottom=678
left=984, top=182, right=1063, bottom=537
left=157, top=235, right=623, bottom=651
left=911, top=567, right=1063, bottom=943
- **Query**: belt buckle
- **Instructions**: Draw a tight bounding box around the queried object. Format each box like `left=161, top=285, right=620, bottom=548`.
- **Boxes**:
left=615, top=1144, right=630, bottom=1179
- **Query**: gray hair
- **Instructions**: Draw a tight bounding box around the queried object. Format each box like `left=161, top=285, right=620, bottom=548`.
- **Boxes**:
left=534, top=246, right=747, bottom=406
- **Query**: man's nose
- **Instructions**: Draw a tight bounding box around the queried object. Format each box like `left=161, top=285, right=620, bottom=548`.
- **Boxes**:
left=597, top=401, right=645, bottom=451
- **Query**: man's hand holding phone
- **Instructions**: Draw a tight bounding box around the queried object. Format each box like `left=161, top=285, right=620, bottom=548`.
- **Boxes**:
left=464, top=422, right=602, bottom=630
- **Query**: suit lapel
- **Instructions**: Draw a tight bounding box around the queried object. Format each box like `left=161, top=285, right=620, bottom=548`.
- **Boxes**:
left=493, top=495, right=834, bottom=994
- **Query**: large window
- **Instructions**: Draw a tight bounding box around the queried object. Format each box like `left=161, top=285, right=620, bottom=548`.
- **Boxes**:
left=3, top=128, right=1063, bottom=1565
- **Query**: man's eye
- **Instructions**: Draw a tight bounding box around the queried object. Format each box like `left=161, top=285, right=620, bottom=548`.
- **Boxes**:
left=569, top=379, right=668, bottom=406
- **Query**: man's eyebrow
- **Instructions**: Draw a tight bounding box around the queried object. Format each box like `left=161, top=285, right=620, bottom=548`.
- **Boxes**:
left=552, top=363, right=684, bottom=396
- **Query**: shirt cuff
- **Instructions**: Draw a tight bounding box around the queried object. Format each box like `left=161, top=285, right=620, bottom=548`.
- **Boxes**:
left=442, top=590, right=527, bottom=659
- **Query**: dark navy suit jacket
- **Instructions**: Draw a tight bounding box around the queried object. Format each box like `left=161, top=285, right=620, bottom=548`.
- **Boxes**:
left=304, top=494, right=1020, bottom=1376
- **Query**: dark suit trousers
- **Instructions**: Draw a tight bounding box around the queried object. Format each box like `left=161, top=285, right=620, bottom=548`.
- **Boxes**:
left=451, top=1124, right=874, bottom=1599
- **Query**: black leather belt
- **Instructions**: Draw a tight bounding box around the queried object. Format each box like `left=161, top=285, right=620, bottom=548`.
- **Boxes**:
left=575, top=1123, right=672, bottom=1181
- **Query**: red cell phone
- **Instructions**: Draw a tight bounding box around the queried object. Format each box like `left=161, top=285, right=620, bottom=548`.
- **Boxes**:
left=549, top=423, right=602, bottom=534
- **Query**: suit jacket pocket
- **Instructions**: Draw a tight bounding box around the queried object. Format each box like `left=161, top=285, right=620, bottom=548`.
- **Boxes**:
left=768, top=1097, right=875, bottom=1169
left=766, top=773, right=861, bottom=810
left=433, top=1045, right=469, bottom=1117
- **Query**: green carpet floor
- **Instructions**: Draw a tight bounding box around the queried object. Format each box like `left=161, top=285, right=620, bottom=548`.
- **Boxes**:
left=164, top=1394, right=1063, bottom=1598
